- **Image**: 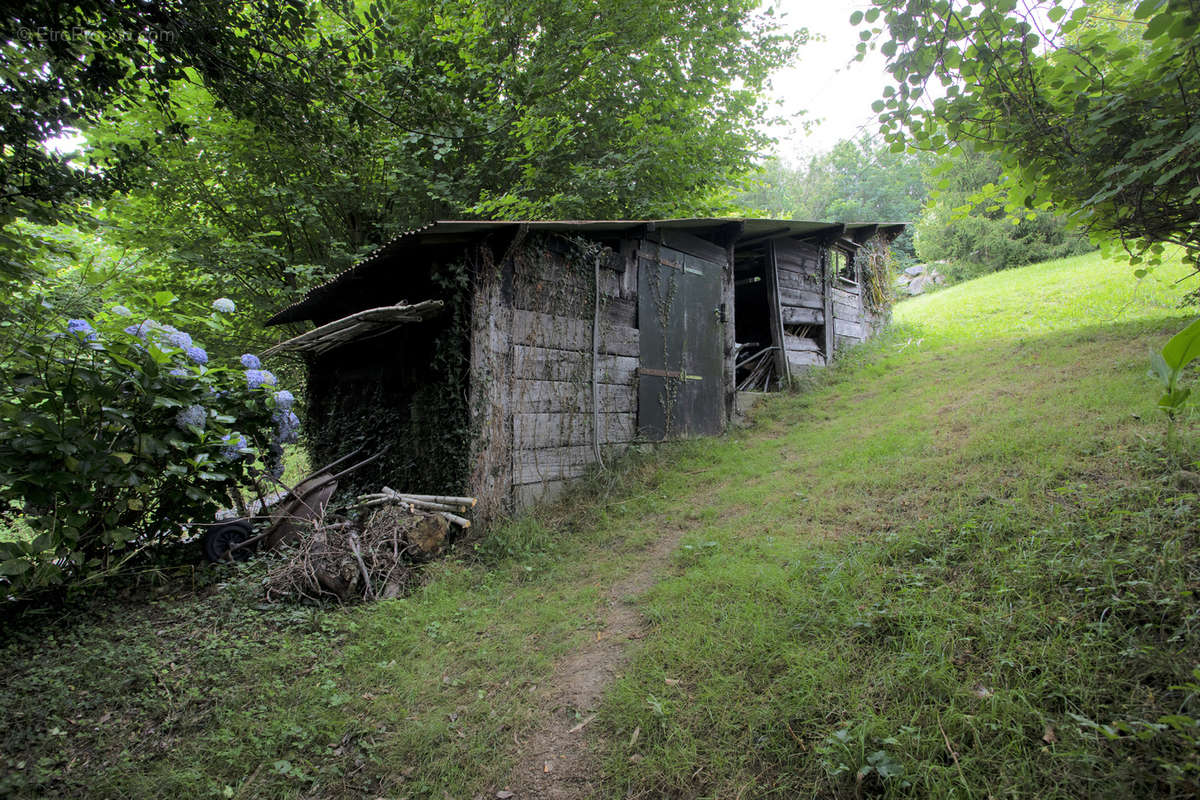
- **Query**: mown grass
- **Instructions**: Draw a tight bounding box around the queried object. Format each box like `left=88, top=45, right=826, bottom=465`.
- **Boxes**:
left=1, top=249, right=1197, bottom=798
left=596, top=250, right=1200, bottom=798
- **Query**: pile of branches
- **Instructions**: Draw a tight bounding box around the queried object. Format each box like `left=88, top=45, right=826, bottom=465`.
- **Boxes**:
left=736, top=345, right=777, bottom=391
left=264, top=491, right=475, bottom=603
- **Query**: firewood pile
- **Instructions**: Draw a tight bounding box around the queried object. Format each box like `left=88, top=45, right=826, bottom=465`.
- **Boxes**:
left=736, top=345, right=777, bottom=391
left=263, top=489, right=475, bottom=603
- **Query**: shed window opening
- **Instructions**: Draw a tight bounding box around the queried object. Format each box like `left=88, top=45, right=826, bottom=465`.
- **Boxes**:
left=832, top=248, right=857, bottom=286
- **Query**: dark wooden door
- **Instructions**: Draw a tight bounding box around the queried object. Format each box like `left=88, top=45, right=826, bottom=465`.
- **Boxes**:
left=637, top=241, right=724, bottom=440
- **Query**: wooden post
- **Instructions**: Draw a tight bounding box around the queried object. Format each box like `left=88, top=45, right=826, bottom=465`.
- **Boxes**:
left=765, top=240, right=791, bottom=387
left=467, top=241, right=515, bottom=530
left=721, top=224, right=741, bottom=424
left=822, top=247, right=836, bottom=361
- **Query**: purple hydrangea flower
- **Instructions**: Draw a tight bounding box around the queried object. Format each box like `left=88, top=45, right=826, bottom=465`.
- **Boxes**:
left=271, top=407, right=300, bottom=443
left=166, top=330, right=193, bottom=349
left=66, top=319, right=97, bottom=341
left=212, top=298, right=236, bottom=313
left=124, top=319, right=161, bottom=340
left=175, top=404, right=206, bottom=431
left=111, top=305, right=132, bottom=317
left=239, top=353, right=261, bottom=369
left=273, top=408, right=301, bottom=445
left=244, top=369, right=277, bottom=389
left=185, top=346, right=208, bottom=365
left=273, top=390, right=295, bottom=411
left=219, top=433, right=248, bottom=461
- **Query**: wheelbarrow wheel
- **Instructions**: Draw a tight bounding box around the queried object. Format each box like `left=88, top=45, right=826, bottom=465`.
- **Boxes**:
left=202, top=520, right=255, bottom=563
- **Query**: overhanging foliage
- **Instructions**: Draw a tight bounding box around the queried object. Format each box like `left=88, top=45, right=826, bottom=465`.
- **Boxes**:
left=857, top=0, right=1200, bottom=269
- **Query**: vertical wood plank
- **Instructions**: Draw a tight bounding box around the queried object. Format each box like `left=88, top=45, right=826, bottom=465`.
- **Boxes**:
left=765, top=240, right=791, bottom=387
left=467, top=244, right=514, bottom=530
left=722, top=234, right=737, bottom=424
left=821, top=247, right=836, bottom=359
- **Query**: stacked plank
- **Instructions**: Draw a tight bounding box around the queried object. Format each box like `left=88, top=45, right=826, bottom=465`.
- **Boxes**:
left=504, top=243, right=640, bottom=506
left=774, top=240, right=828, bottom=369
left=262, top=300, right=445, bottom=356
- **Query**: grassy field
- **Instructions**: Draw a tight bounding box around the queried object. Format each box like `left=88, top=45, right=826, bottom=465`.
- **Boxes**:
left=1, top=250, right=1198, bottom=798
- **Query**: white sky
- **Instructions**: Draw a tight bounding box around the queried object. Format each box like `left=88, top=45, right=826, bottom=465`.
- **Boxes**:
left=765, top=0, right=893, bottom=163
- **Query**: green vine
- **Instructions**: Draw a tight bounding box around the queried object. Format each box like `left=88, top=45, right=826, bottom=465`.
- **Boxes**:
left=858, top=237, right=896, bottom=318
left=645, top=242, right=681, bottom=436
left=304, top=260, right=473, bottom=499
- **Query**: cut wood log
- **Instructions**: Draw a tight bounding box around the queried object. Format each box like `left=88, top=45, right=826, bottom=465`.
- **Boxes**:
left=377, top=491, right=477, bottom=506
left=438, top=511, right=472, bottom=529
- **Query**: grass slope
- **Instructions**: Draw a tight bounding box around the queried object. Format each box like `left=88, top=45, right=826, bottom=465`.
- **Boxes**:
left=597, top=251, right=1200, bottom=798
left=1, top=250, right=1197, bottom=798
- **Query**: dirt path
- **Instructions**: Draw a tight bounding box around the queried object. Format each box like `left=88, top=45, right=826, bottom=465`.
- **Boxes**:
left=495, top=527, right=685, bottom=799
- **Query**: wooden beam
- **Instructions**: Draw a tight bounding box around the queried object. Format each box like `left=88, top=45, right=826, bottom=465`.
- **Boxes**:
left=851, top=224, right=879, bottom=244
left=722, top=222, right=742, bottom=426
left=734, top=227, right=794, bottom=249
left=795, top=224, right=847, bottom=246
left=765, top=241, right=791, bottom=387
left=262, top=300, right=444, bottom=356
left=821, top=248, right=836, bottom=360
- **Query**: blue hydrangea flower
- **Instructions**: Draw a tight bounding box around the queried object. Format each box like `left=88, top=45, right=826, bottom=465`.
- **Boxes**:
left=168, top=367, right=190, bottom=378
left=185, top=346, right=208, bottom=365
left=111, top=305, right=132, bottom=317
left=212, top=298, right=236, bottom=313
left=66, top=319, right=97, bottom=340
left=244, top=369, right=277, bottom=389
left=175, top=404, right=206, bottom=431
left=273, top=390, right=295, bottom=411
left=272, top=408, right=301, bottom=445
left=219, top=433, right=248, bottom=461
left=124, top=319, right=161, bottom=340
left=239, top=353, right=261, bottom=369
left=166, top=330, right=193, bottom=349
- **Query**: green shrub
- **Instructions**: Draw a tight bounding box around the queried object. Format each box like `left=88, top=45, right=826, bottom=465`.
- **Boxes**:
left=915, top=146, right=1093, bottom=279
left=0, top=293, right=299, bottom=596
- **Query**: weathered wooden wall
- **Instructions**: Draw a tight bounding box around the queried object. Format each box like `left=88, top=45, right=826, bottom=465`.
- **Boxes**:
left=468, top=234, right=643, bottom=514
left=831, top=241, right=872, bottom=353
left=467, top=243, right=514, bottom=530
left=772, top=239, right=829, bottom=372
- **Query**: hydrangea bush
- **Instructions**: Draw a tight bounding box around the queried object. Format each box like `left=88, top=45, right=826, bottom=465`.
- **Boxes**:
left=0, top=294, right=298, bottom=594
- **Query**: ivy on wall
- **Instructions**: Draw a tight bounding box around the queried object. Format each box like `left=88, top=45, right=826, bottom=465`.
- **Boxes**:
left=304, top=259, right=474, bottom=499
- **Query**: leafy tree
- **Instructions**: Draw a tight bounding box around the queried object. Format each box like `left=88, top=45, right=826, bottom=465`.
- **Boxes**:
left=93, top=0, right=802, bottom=318
left=916, top=145, right=1093, bottom=279
left=738, top=135, right=930, bottom=258
left=854, top=0, right=1200, bottom=272
left=0, top=0, right=313, bottom=279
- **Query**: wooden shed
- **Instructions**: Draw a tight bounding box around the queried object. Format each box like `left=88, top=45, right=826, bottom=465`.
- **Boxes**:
left=265, top=218, right=903, bottom=526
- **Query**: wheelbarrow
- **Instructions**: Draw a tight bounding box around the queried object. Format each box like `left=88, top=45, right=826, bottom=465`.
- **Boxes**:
left=201, top=447, right=385, bottom=563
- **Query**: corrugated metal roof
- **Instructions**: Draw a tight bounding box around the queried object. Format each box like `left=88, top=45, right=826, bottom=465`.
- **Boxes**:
left=266, top=218, right=906, bottom=326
